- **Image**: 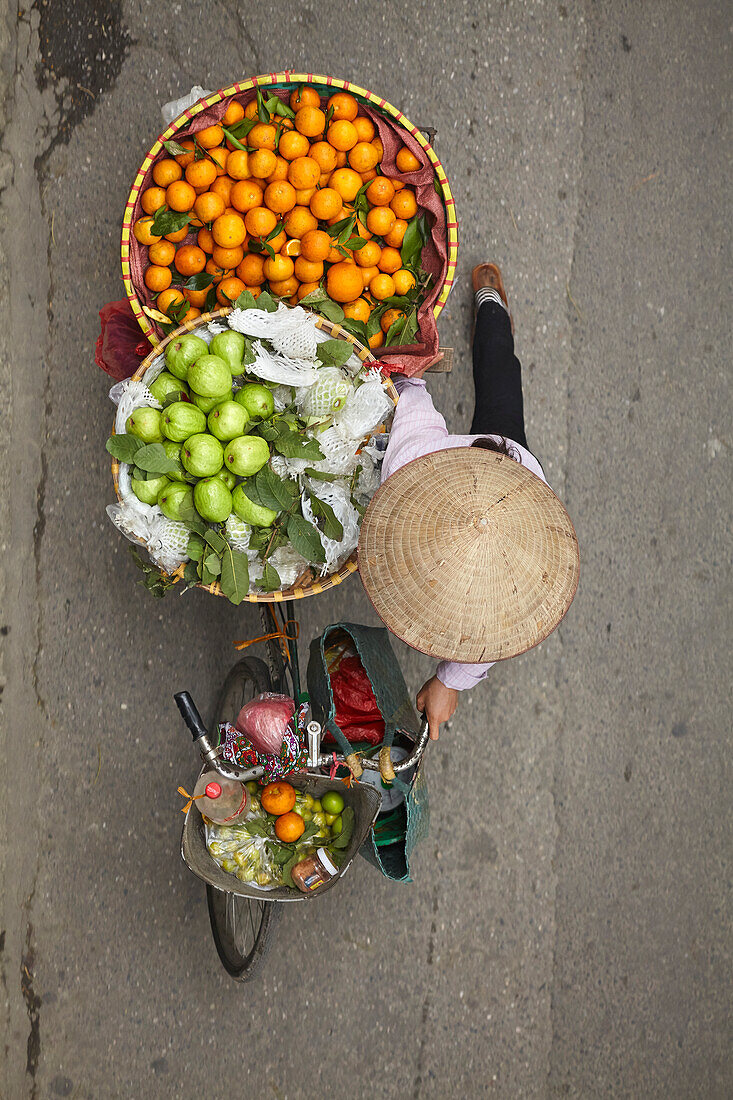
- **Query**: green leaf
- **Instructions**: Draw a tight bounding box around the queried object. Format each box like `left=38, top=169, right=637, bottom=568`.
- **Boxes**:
left=182, top=559, right=200, bottom=587
left=400, top=309, right=420, bottom=345
left=133, top=443, right=181, bottom=475
left=342, top=236, right=367, bottom=251
left=234, top=289, right=259, bottom=311
left=303, top=467, right=340, bottom=482
left=299, top=821, right=320, bottom=843
left=219, top=544, right=250, bottom=604
left=384, top=314, right=407, bottom=346
left=203, top=552, right=222, bottom=576
left=326, top=215, right=353, bottom=239
left=268, top=841, right=294, bottom=864
left=272, top=98, right=295, bottom=120
left=316, top=339, right=353, bottom=367
left=150, top=208, right=191, bottom=237
left=256, top=89, right=270, bottom=123
left=281, top=852, right=301, bottom=888
left=261, top=561, right=281, bottom=592
left=298, top=290, right=345, bottom=323
left=204, top=285, right=218, bottom=313
left=324, top=104, right=335, bottom=127
left=255, top=464, right=299, bottom=511
left=308, top=492, right=344, bottom=541
left=242, top=336, right=256, bottom=365
left=175, top=272, right=214, bottom=291
left=287, top=513, right=325, bottom=564
left=163, top=139, right=188, bottom=156
left=256, top=290, right=278, bottom=313
left=106, top=434, right=144, bottom=464
left=353, top=180, right=370, bottom=221
left=339, top=318, right=370, bottom=346
left=330, top=805, right=354, bottom=849
left=131, top=465, right=146, bottom=481
left=245, top=820, right=272, bottom=838
left=274, top=432, right=324, bottom=462
left=400, top=213, right=428, bottom=270
left=187, top=533, right=206, bottom=560
left=238, top=477, right=264, bottom=507
left=203, top=528, right=226, bottom=553
left=366, top=310, right=384, bottom=339
left=247, top=525, right=269, bottom=553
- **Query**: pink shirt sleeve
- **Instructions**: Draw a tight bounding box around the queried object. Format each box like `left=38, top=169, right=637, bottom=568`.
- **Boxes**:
left=381, top=378, right=494, bottom=691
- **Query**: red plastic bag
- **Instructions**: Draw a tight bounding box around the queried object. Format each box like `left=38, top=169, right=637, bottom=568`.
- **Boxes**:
left=327, top=653, right=385, bottom=746
left=235, top=693, right=295, bottom=756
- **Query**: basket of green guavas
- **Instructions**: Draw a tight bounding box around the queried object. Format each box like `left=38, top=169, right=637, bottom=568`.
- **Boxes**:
left=106, top=298, right=397, bottom=604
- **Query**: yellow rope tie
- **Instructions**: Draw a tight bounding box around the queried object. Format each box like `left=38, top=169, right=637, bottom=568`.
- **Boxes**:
left=177, top=786, right=206, bottom=815
left=233, top=622, right=300, bottom=663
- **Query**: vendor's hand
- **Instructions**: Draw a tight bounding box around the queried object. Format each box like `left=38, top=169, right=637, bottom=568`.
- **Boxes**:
left=416, top=675, right=458, bottom=740
left=410, top=351, right=444, bottom=379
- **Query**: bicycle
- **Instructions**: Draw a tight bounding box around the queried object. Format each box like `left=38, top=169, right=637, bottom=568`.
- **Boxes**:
left=176, top=602, right=430, bottom=981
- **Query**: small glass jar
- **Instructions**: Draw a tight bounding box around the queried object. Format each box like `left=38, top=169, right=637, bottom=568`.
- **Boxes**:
left=291, top=846, right=338, bottom=893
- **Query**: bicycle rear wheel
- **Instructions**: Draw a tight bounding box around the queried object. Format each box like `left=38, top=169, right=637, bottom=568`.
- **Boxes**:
left=206, top=655, right=282, bottom=981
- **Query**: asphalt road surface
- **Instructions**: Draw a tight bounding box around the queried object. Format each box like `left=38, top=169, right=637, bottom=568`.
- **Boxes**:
left=1, top=2, right=730, bottom=1097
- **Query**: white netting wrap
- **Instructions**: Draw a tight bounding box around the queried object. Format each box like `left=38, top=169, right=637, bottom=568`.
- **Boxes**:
left=248, top=343, right=320, bottom=387
left=109, top=379, right=161, bottom=434
left=333, top=375, right=394, bottom=440
left=353, top=446, right=382, bottom=502
left=105, top=501, right=189, bottom=574
left=298, top=367, right=354, bottom=417
left=270, top=453, right=306, bottom=480
left=309, top=427, right=361, bottom=475
left=227, top=304, right=318, bottom=361
left=271, top=385, right=295, bottom=412
left=302, top=480, right=360, bottom=575
left=225, top=513, right=251, bottom=552
left=267, top=544, right=310, bottom=588
left=149, top=521, right=190, bottom=572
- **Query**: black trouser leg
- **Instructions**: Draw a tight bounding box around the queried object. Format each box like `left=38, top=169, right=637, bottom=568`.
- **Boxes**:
left=469, top=301, right=529, bottom=450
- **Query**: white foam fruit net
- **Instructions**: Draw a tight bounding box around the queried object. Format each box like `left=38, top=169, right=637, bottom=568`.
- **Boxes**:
left=107, top=307, right=395, bottom=592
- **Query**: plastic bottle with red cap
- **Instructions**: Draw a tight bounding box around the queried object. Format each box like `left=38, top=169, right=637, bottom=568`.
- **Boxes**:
left=192, top=771, right=249, bottom=824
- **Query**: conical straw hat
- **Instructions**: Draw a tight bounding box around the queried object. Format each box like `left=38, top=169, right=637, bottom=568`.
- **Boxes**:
left=358, top=448, right=579, bottom=663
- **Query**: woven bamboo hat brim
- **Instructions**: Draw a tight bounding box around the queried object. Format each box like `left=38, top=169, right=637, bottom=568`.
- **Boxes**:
left=358, top=448, right=579, bottom=663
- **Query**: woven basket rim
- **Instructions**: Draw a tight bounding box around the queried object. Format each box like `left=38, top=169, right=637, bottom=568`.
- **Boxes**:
left=111, top=304, right=397, bottom=603
left=120, top=71, right=459, bottom=344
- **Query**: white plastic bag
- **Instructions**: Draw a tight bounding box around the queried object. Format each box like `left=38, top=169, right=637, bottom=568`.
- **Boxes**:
left=161, top=86, right=212, bottom=126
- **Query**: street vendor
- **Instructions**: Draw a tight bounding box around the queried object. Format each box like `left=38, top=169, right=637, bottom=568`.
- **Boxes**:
left=359, top=263, right=579, bottom=739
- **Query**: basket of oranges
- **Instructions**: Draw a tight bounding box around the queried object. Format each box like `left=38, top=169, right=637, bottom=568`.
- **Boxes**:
left=121, top=72, right=458, bottom=372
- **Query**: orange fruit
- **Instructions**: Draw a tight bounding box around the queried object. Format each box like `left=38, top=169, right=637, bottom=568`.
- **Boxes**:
left=274, top=811, right=305, bottom=842
left=366, top=176, right=395, bottom=207
left=157, top=288, right=185, bottom=314
left=193, top=191, right=226, bottom=224
left=361, top=168, right=377, bottom=183
left=196, top=123, right=224, bottom=149
left=249, top=149, right=278, bottom=179
left=222, top=99, right=245, bottom=126
left=366, top=206, right=396, bottom=237
left=327, top=91, right=358, bottom=121
left=393, top=268, right=416, bottom=295
left=327, top=261, right=363, bottom=303
left=243, top=284, right=262, bottom=299
left=227, top=150, right=251, bottom=180
left=300, top=229, right=331, bottom=262
left=309, top=188, right=342, bottom=221
left=326, top=244, right=345, bottom=263
left=330, top=167, right=362, bottom=202
left=236, top=253, right=266, bottom=285
left=174, top=140, right=196, bottom=168
left=391, top=178, right=405, bottom=192
left=206, top=258, right=230, bottom=280
left=359, top=264, right=380, bottom=287
left=244, top=206, right=278, bottom=238
left=396, top=146, right=421, bottom=173
left=343, top=298, right=371, bottom=322
left=216, top=276, right=247, bottom=304
left=196, top=227, right=215, bottom=254
left=267, top=156, right=290, bottom=183
left=184, top=286, right=209, bottom=308
left=208, top=147, right=229, bottom=175
left=295, top=280, right=318, bottom=299
left=174, top=244, right=206, bottom=275
left=354, top=240, right=381, bottom=268
left=294, top=256, right=323, bottom=282
left=264, top=180, right=297, bottom=214
left=278, top=130, right=310, bottom=161
left=185, top=158, right=217, bottom=190
left=263, top=254, right=295, bottom=282
left=373, top=137, right=384, bottom=160
left=211, top=175, right=234, bottom=205
left=248, top=122, right=277, bottom=151
left=295, top=186, right=316, bottom=205
left=212, top=212, right=247, bottom=248
left=212, top=244, right=244, bottom=269
left=327, top=120, right=358, bottom=151
left=381, top=307, right=405, bottom=333
left=152, top=158, right=182, bottom=187
left=186, top=306, right=201, bottom=319
left=378, top=246, right=402, bottom=274
left=144, top=264, right=172, bottom=292
left=268, top=275, right=298, bottom=297
left=348, top=142, right=379, bottom=173
left=244, top=100, right=260, bottom=120
left=230, top=179, right=263, bottom=214
left=165, top=225, right=189, bottom=243
left=133, top=216, right=162, bottom=246
left=334, top=150, right=348, bottom=168
left=391, top=189, right=418, bottom=219
left=353, top=116, right=375, bottom=142
left=285, top=156, right=319, bottom=190
left=284, top=205, right=318, bottom=239
left=295, top=106, right=326, bottom=137
left=281, top=238, right=301, bottom=258
left=369, top=273, right=395, bottom=300
left=384, top=219, right=408, bottom=248
left=309, top=141, right=338, bottom=173
left=140, top=186, right=167, bottom=215
left=290, top=85, right=321, bottom=110
left=369, top=330, right=384, bottom=350
left=148, top=239, right=175, bottom=265
left=166, top=180, right=197, bottom=212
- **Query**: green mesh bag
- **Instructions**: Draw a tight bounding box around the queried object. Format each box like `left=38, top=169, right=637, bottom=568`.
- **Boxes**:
left=306, top=622, right=429, bottom=883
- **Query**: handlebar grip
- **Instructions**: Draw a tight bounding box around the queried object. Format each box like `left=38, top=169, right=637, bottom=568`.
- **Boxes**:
left=344, top=752, right=363, bottom=779
left=378, top=745, right=396, bottom=782
left=174, top=692, right=207, bottom=741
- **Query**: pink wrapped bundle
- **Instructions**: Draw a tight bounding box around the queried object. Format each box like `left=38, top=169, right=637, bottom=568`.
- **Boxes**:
left=235, top=693, right=295, bottom=756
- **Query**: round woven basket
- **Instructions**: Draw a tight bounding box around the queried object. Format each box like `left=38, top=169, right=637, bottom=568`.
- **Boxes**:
left=121, top=70, right=459, bottom=344
left=111, top=306, right=398, bottom=603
